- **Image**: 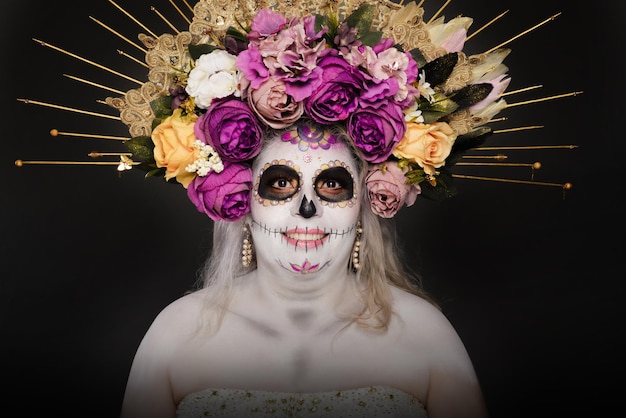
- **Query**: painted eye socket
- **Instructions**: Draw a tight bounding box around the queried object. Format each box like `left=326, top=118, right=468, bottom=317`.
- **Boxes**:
left=258, top=165, right=300, bottom=201
left=314, top=167, right=354, bottom=202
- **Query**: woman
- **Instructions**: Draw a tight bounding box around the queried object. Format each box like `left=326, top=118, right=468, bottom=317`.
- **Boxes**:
left=119, top=122, right=488, bottom=418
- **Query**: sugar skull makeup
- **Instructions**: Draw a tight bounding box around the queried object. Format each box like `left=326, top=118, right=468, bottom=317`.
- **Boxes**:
left=249, top=124, right=361, bottom=275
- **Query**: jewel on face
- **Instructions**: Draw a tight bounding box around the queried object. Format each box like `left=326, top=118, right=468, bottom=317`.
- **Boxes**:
left=250, top=127, right=361, bottom=275
left=288, top=259, right=321, bottom=274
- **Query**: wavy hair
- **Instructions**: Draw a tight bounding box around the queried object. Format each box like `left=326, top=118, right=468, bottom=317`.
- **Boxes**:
left=194, top=124, right=437, bottom=332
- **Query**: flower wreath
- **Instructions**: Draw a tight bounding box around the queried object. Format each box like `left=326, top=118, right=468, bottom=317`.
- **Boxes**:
left=123, top=1, right=511, bottom=222
left=20, top=1, right=577, bottom=222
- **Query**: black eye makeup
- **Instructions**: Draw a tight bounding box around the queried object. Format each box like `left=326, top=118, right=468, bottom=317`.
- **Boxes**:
left=258, top=165, right=301, bottom=201
left=314, top=166, right=354, bottom=202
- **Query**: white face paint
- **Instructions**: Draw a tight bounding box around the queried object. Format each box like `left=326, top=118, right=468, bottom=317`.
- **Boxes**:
left=249, top=125, right=361, bottom=276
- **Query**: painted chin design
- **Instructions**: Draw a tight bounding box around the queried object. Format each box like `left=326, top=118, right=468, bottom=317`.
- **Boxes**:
left=283, top=228, right=329, bottom=250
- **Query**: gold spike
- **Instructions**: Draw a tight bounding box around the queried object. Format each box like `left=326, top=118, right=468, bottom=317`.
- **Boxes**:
left=63, top=74, right=126, bottom=96
left=49, top=129, right=129, bottom=141
left=32, top=38, right=143, bottom=86
left=181, top=0, right=194, bottom=14
left=17, top=98, right=121, bottom=121
left=117, top=50, right=149, bottom=69
left=88, top=152, right=132, bottom=157
left=169, top=0, right=192, bottom=25
left=416, top=0, right=425, bottom=8
left=493, top=125, right=544, bottom=134
left=89, top=16, right=147, bottom=54
left=151, top=6, right=181, bottom=33
left=108, top=0, right=157, bottom=38
left=456, top=161, right=540, bottom=168
left=506, top=91, right=583, bottom=108
left=466, top=10, right=509, bottom=41
left=427, top=0, right=453, bottom=24
left=472, top=145, right=578, bottom=151
left=485, top=12, right=562, bottom=54
left=501, top=85, right=543, bottom=97
left=461, top=154, right=508, bottom=160
left=488, top=117, right=508, bottom=123
left=453, top=174, right=573, bottom=190
left=15, top=159, right=138, bottom=167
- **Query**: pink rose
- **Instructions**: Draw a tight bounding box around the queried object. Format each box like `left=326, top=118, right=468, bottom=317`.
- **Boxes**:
left=365, top=162, right=421, bottom=218
left=392, top=122, right=457, bottom=176
left=247, top=77, right=304, bottom=129
left=187, top=162, right=252, bottom=222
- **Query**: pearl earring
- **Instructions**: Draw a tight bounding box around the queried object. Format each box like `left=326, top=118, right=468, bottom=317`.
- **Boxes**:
left=351, top=221, right=362, bottom=272
left=242, top=224, right=253, bottom=268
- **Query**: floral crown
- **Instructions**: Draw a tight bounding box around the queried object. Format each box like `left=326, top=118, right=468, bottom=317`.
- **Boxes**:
left=16, top=0, right=581, bottom=222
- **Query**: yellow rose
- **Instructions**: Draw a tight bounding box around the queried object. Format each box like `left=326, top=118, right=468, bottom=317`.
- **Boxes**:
left=392, top=121, right=457, bottom=176
left=151, top=108, right=199, bottom=188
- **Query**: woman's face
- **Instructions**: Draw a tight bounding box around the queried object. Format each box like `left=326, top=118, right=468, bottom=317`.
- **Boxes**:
left=249, top=127, right=361, bottom=275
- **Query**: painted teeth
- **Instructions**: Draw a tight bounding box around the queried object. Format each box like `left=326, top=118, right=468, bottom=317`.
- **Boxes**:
left=285, top=233, right=325, bottom=240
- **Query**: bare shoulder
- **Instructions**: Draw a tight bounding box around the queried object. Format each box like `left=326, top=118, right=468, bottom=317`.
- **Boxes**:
left=389, top=286, right=449, bottom=327
left=388, top=286, right=466, bottom=352
left=389, top=287, right=489, bottom=417
left=143, top=289, right=207, bottom=338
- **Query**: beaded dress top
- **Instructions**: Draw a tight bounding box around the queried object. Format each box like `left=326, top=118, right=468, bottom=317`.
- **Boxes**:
left=176, top=385, right=427, bottom=417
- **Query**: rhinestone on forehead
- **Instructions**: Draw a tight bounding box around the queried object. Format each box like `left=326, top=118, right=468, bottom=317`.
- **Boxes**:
left=314, top=160, right=358, bottom=208
left=281, top=121, right=338, bottom=152
left=253, top=159, right=301, bottom=206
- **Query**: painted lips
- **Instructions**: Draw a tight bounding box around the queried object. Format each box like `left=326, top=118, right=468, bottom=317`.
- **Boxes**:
left=282, top=228, right=328, bottom=250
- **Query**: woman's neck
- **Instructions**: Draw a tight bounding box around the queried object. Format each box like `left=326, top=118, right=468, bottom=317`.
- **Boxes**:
left=236, top=262, right=362, bottom=335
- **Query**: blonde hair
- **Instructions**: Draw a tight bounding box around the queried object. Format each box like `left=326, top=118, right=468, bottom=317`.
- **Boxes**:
left=195, top=125, right=437, bottom=332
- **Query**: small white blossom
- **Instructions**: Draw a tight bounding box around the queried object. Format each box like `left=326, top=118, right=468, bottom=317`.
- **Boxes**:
left=417, top=71, right=435, bottom=102
left=186, top=140, right=224, bottom=176
left=403, top=101, right=424, bottom=123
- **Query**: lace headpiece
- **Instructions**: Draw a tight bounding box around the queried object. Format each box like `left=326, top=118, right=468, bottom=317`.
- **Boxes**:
left=15, top=0, right=581, bottom=221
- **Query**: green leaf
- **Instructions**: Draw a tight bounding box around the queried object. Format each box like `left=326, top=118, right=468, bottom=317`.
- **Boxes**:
left=225, top=26, right=249, bottom=44
left=145, top=167, right=166, bottom=178
left=418, top=172, right=458, bottom=201
left=188, top=43, right=219, bottom=60
left=409, top=48, right=427, bottom=68
left=420, top=96, right=459, bottom=123
left=359, top=30, right=383, bottom=47
left=150, top=96, right=174, bottom=121
left=317, top=14, right=338, bottom=46
left=346, top=4, right=374, bottom=34
left=124, top=136, right=155, bottom=164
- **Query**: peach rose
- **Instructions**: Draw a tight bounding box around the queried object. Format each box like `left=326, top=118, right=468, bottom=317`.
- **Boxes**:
left=392, top=121, right=457, bottom=176
left=151, top=108, right=199, bottom=188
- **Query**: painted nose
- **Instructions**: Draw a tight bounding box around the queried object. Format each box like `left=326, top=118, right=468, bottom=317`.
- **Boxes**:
left=298, top=195, right=317, bottom=218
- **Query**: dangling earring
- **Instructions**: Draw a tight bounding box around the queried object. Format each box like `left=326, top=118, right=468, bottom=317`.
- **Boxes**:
left=242, top=223, right=253, bottom=268
left=351, top=221, right=362, bottom=272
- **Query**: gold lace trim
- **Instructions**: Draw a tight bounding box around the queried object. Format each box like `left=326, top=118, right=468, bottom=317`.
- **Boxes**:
left=107, top=0, right=492, bottom=137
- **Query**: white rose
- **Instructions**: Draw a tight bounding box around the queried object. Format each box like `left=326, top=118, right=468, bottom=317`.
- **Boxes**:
left=185, top=50, right=241, bottom=109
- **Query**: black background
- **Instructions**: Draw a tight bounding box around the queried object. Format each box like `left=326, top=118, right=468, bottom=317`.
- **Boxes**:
left=2, top=0, right=624, bottom=417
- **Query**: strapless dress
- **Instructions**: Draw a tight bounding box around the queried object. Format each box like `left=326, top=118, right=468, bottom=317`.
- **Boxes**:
left=176, top=385, right=427, bottom=417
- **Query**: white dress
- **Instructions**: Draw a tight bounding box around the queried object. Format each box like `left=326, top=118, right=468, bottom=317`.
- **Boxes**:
left=176, top=385, right=427, bottom=417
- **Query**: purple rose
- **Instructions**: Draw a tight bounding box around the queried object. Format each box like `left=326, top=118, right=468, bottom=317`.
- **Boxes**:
left=365, top=162, right=421, bottom=218
left=304, top=54, right=365, bottom=124
left=248, top=77, right=304, bottom=129
left=194, top=97, right=264, bottom=162
left=187, top=162, right=252, bottom=222
left=347, top=101, right=406, bottom=163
